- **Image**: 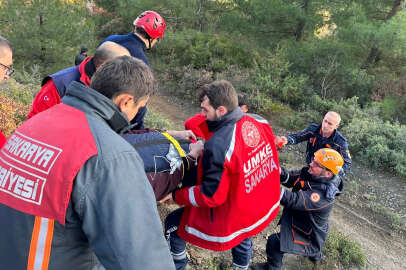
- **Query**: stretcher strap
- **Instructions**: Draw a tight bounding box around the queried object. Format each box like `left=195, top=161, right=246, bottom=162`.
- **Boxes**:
left=162, top=132, right=187, bottom=157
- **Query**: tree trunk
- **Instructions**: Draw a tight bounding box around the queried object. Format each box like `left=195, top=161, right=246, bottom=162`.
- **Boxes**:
left=294, top=0, right=310, bottom=41
left=39, top=12, right=46, bottom=65
left=386, top=0, right=404, bottom=21
left=362, top=47, right=379, bottom=69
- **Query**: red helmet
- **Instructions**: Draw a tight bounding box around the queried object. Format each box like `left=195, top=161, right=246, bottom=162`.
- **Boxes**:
left=133, top=11, right=166, bottom=39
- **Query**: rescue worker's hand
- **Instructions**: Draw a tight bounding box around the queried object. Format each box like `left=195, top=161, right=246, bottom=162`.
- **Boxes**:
left=159, top=193, right=175, bottom=204
left=167, top=130, right=197, bottom=141
left=274, top=136, right=288, bottom=149
left=188, top=140, right=204, bottom=159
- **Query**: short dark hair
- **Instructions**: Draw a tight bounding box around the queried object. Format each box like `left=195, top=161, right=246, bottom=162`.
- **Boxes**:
left=0, top=36, right=13, bottom=54
left=90, top=56, right=156, bottom=101
left=198, top=80, right=238, bottom=111
left=80, top=46, right=88, bottom=53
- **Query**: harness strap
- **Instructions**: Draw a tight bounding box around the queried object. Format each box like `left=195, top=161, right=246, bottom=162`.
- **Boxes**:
left=162, top=132, right=187, bottom=157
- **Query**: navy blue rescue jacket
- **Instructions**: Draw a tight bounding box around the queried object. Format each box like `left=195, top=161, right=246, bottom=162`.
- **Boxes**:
left=42, top=58, right=146, bottom=130
left=279, top=167, right=343, bottom=259
left=99, top=33, right=150, bottom=67
left=286, top=124, right=351, bottom=176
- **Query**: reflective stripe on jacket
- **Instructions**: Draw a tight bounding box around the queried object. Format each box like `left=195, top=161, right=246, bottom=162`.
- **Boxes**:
left=175, top=109, right=281, bottom=251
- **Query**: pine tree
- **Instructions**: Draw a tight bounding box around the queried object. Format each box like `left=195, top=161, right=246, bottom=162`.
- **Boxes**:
left=0, top=0, right=96, bottom=76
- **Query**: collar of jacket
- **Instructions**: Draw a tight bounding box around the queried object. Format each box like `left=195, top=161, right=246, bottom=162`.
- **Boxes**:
left=312, top=175, right=343, bottom=199
left=63, top=81, right=130, bottom=133
left=206, top=107, right=244, bottom=133
left=306, top=167, right=343, bottom=197
left=131, top=32, right=147, bottom=51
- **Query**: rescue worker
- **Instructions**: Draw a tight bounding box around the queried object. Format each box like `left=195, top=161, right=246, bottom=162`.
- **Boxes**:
left=251, top=148, right=344, bottom=270
left=275, top=111, right=351, bottom=177
left=0, top=36, right=14, bottom=147
left=99, top=10, right=166, bottom=67
left=99, top=11, right=168, bottom=133
left=161, top=80, right=281, bottom=270
left=0, top=56, right=175, bottom=270
left=74, top=45, right=88, bottom=65
left=184, top=93, right=250, bottom=141
left=28, top=41, right=131, bottom=118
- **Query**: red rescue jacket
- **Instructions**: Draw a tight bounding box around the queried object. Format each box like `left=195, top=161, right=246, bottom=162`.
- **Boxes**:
left=184, top=113, right=214, bottom=141
left=175, top=110, right=280, bottom=251
left=28, top=57, right=92, bottom=119
left=0, top=104, right=97, bottom=224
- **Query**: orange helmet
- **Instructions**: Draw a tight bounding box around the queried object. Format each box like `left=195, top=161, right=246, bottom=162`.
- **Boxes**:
left=314, top=148, right=344, bottom=176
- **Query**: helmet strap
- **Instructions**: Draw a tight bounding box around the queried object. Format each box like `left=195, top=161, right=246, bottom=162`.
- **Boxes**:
left=147, top=38, right=152, bottom=50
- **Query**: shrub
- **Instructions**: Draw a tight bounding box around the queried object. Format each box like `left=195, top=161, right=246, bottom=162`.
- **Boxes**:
left=306, top=95, right=362, bottom=128
left=12, top=64, right=42, bottom=86
left=0, top=94, right=30, bottom=136
left=283, top=109, right=322, bottom=130
left=155, top=30, right=252, bottom=72
left=177, top=65, right=213, bottom=100
left=323, top=229, right=366, bottom=268
left=250, top=46, right=309, bottom=108
left=144, top=109, right=174, bottom=131
left=287, top=39, right=374, bottom=104
left=374, top=204, right=405, bottom=231
left=342, top=105, right=406, bottom=178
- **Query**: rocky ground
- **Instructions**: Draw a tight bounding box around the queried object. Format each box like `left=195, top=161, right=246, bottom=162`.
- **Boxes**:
left=150, top=92, right=406, bottom=270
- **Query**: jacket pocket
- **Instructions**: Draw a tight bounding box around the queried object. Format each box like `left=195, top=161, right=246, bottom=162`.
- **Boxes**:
left=291, top=217, right=312, bottom=246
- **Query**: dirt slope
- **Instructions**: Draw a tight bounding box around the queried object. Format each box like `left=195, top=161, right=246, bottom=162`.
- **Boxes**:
left=149, top=93, right=406, bottom=270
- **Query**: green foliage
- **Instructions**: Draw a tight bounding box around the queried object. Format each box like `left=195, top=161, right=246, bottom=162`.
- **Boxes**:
left=157, top=64, right=213, bottom=100
left=380, top=96, right=400, bottom=122
left=0, top=0, right=96, bottom=76
left=307, top=95, right=361, bottom=128
left=0, top=78, right=37, bottom=106
left=336, top=3, right=406, bottom=59
left=342, top=106, right=406, bottom=178
left=323, top=229, right=366, bottom=268
left=374, top=204, right=404, bottom=231
left=155, top=30, right=252, bottom=72
left=283, top=109, right=321, bottom=131
left=373, top=73, right=406, bottom=124
left=249, top=46, right=309, bottom=110
left=287, top=39, right=375, bottom=104
left=280, top=94, right=362, bottom=130
left=144, top=109, right=174, bottom=130
left=344, top=178, right=361, bottom=196
left=12, top=65, right=42, bottom=86
left=225, top=0, right=315, bottom=44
